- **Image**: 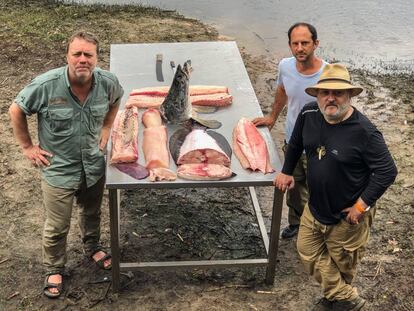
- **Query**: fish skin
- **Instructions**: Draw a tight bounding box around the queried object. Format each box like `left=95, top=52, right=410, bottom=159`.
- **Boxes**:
left=159, top=60, right=222, bottom=129
left=159, top=61, right=192, bottom=124
left=169, top=128, right=191, bottom=164
left=114, top=162, right=149, bottom=180
left=206, top=130, right=232, bottom=159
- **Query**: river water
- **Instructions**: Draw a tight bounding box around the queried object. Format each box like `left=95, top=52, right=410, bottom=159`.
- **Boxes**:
left=74, top=0, right=413, bottom=72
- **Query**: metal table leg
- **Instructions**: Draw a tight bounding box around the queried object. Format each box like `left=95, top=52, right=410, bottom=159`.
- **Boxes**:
left=265, top=188, right=284, bottom=284
left=109, top=189, right=121, bottom=293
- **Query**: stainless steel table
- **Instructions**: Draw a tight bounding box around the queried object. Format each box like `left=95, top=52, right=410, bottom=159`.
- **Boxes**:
left=107, top=41, right=284, bottom=292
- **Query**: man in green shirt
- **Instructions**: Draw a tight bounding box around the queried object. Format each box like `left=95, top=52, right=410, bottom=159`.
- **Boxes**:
left=9, top=31, right=124, bottom=298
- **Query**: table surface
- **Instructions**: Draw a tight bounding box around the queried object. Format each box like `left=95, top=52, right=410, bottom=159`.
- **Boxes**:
left=106, top=41, right=282, bottom=189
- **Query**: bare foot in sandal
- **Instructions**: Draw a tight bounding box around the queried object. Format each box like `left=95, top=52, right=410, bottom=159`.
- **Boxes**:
left=44, top=274, right=62, bottom=298
left=92, top=250, right=111, bottom=269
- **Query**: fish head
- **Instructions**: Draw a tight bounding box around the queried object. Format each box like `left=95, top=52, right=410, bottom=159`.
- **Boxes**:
left=183, top=60, right=193, bottom=76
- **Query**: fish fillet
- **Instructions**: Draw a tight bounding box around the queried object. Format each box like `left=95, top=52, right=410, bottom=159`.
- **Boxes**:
left=177, top=129, right=230, bottom=166
left=149, top=167, right=177, bottom=182
left=141, top=108, right=177, bottom=181
left=177, top=163, right=232, bottom=180
left=190, top=93, right=232, bottom=107
left=233, top=118, right=274, bottom=174
left=131, top=85, right=229, bottom=97
left=126, top=94, right=232, bottom=109
left=125, top=95, right=165, bottom=109
left=143, top=126, right=169, bottom=169
left=142, top=108, right=163, bottom=128
left=110, top=107, right=139, bottom=163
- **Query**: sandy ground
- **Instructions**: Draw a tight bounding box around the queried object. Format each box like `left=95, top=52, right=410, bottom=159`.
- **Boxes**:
left=0, top=1, right=413, bottom=310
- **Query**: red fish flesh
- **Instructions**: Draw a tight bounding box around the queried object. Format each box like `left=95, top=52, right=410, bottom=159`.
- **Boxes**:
left=110, top=107, right=139, bottom=164
left=233, top=117, right=274, bottom=174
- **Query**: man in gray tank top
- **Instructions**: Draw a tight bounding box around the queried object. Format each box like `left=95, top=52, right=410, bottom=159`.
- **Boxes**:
left=253, top=23, right=327, bottom=239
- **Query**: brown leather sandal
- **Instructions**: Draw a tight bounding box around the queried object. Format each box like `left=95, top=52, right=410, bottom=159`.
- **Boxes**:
left=43, top=273, right=63, bottom=298
left=91, top=250, right=112, bottom=270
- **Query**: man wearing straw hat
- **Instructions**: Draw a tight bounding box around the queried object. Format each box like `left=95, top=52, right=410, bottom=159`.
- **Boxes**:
left=274, top=63, right=397, bottom=310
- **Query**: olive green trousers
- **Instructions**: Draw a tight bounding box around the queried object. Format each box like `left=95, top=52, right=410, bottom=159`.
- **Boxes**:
left=283, top=143, right=308, bottom=226
left=297, top=204, right=374, bottom=301
left=41, top=175, right=105, bottom=273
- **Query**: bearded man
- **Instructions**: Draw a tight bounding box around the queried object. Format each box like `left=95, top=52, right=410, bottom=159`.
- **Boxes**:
left=9, top=31, right=124, bottom=298
left=274, top=63, right=397, bottom=310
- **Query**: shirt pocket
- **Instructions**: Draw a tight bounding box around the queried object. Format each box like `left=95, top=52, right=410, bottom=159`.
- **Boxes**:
left=48, top=106, right=74, bottom=136
left=89, top=101, right=109, bottom=132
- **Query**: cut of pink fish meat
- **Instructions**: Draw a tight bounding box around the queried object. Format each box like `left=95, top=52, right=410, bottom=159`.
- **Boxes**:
left=142, top=108, right=177, bottom=181
left=177, top=163, right=232, bottom=180
left=126, top=85, right=232, bottom=109
left=149, top=167, right=177, bottom=182
left=190, top=93, right=232, bottom=107
left=126, top=94, right=232, bottom=109
left=143, top=126, right=170, bottom=169
left=131, top=85, right=229, bottom=97
left=125, top=95, right=165, bottom=109
left=110, top=107, right=139, bottom=164
left=177, top=129, right=230, bottom=166
left=233, top=117, right=274, bottom=174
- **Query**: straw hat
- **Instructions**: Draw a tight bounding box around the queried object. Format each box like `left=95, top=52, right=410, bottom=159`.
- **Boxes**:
left=305, top=63, right=363, bottom=97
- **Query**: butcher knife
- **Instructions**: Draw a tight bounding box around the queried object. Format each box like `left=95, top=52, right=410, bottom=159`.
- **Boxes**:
left=156, top=53, right=164, bottom=82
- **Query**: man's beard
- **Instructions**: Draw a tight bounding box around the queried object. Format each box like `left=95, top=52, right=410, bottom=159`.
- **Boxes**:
left=74, top=71, right=91, bottom=85
left=321, top=102, right=351, bottom=123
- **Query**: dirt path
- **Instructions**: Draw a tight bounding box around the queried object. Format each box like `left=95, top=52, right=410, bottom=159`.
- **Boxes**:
left=0, top=1, right=413, bottom=310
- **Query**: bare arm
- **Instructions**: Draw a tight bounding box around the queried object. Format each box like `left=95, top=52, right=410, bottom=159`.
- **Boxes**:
left=99, top=100, right=121, bottom=151
left=252, top=84, right=288, bottom=130
left=9, top=102, right=52, bottom=167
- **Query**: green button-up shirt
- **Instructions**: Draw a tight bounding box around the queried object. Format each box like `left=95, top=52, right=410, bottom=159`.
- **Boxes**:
left=15, top=66, right=124, bottom=189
